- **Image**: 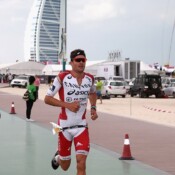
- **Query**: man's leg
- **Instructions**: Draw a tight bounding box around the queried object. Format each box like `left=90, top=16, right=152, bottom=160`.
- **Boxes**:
left=26, top=100, right=33, bottom=119
left=59, top=159, right=71, bottom=171
left=76, top=154, right=87, bottom=175
left=52, top=151, right=71, bottom=171
left=100, top=93, right=102, bottom=104
left=74, top=128, right=89, bottom=175
left=52, top=131, right=72, bottom=171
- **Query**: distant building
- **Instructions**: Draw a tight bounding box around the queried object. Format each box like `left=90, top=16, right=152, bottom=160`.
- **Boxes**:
left=24, top=0, right=66, bottom=64
left=85, top=60, right=159, bottom=80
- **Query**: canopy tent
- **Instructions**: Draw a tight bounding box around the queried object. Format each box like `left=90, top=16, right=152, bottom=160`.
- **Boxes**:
left=140, top=61, right=159, bottom=74
left=42, top=64, right=72, bottom=75
left=0, top=61, right=45, bottom=75
left=42, top=60, right=105, bottom=75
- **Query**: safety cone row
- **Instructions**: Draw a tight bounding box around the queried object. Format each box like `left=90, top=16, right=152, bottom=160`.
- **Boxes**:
left=119, top=134, right=134, bottom=160
left=10, top=102, right=16, bottom=114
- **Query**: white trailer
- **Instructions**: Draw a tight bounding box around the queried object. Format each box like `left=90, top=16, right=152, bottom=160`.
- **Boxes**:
left=93, top=60, right=141, bottom=80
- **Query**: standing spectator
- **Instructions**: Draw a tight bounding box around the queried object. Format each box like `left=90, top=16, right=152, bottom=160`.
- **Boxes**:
left=26, top=76, right=36, bottom=122
left=34, top=75, right=40, bottom=99
left=96, top=78, right=103, bottom=104
left=44, top=49, right=98, bottom=175
left=5, top=74, right=8, bottom=83
left=8, top=73, right=13, bottom=86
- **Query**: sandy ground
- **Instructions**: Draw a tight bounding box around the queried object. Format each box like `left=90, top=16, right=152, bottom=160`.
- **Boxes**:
left=0, top=84, right=175, bottom=128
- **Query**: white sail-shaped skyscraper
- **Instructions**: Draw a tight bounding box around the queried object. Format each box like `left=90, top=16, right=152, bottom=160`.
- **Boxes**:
left=24, top=0, right=66, bottom=64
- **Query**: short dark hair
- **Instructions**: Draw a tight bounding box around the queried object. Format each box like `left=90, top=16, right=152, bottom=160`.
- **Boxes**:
left=29, top=76, right=35, bottom=85
left=70, top=49, right=86, bottom=61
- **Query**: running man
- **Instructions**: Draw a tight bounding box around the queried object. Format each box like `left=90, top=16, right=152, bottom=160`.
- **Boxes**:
left=44, top=49, right=98, bottom=175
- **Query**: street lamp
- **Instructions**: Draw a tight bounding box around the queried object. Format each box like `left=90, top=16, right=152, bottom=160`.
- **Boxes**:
left=61, top=0, right=67, bottom=71
left=57, top=0, right=67, bottom=71
left=62, top=28, right=67, bottom=71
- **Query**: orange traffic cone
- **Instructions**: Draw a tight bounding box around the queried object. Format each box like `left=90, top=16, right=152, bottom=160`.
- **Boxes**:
left=119, top=134, right=134, bottom=160
left=10, top=102, right=16, bottom=114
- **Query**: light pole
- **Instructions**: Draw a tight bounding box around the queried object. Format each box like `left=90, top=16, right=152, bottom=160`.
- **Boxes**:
left=168, top=18, right=175, bottom=65
left=62, top=28, right=67, bottom=71
left=62, top=0, right=67, bottom=71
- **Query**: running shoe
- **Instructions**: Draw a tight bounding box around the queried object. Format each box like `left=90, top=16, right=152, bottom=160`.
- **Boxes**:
left=51, top=151, right=59, bottom=170
left=26, top=118, right=35, bottom=122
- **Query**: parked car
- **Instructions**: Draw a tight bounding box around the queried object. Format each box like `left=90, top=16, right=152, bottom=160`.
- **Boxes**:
left=130, top=73, right=162, bottom=98
left=162, top=83, right=175, bottom=97
left=10, top=75, right=29, bottom=88
left=108, top=76, right=124, bottom=81
left=123, top=81, right=130, bottom=93
left=102, top=80, right=127, bottom=98
left=161, top=77, right=175, bottom=88
left=101, top=90, right=111, bottom=99
left=94, top=76, right=106, bottom=81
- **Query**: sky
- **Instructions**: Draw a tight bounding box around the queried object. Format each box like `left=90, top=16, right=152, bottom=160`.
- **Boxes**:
left=0, top=0, right=175, bottom=65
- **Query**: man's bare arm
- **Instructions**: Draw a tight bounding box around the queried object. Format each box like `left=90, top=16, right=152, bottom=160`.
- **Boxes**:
left=44, top=95, right=80, bottom=113
left=88, top=92, right=97, bottom=106
left=44, top=95, right=66, bottom=107
left=89, top=92, right=98, bottom=120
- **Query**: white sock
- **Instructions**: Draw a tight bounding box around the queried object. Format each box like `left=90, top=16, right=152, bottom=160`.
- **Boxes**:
left=55, top=155, right=59, bottom=162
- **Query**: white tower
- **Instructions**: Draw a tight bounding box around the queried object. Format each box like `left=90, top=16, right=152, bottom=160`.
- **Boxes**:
left=24, top=0, right=66, bottom=64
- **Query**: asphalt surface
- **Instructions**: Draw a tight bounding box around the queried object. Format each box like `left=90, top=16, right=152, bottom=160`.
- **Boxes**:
left=0, top=83, right=175, bottom=174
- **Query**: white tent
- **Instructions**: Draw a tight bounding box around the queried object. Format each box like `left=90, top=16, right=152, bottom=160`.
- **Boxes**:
left=0, top=61, right=45, bottom=75
left=42, top=64, right=72, bottom=75
left=42, top=60, right=105, bottom=75
left=140, top=61, right=159, bottom=74
left=85, top=60, right=106, bottom=75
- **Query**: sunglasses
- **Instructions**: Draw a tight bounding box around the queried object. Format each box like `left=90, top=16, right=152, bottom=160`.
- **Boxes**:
left=74, top=58, right=87, bottom=63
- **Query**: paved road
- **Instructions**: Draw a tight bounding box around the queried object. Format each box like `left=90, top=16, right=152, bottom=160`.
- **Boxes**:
left=0, top=84, right=175, bottom=174
left=0, top=106, right=170, bottom=175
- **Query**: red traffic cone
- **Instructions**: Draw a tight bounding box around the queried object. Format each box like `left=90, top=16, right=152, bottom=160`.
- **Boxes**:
left=119, top=134, right=134, bottom=160
left=10, top=102, right=16, bottom=114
